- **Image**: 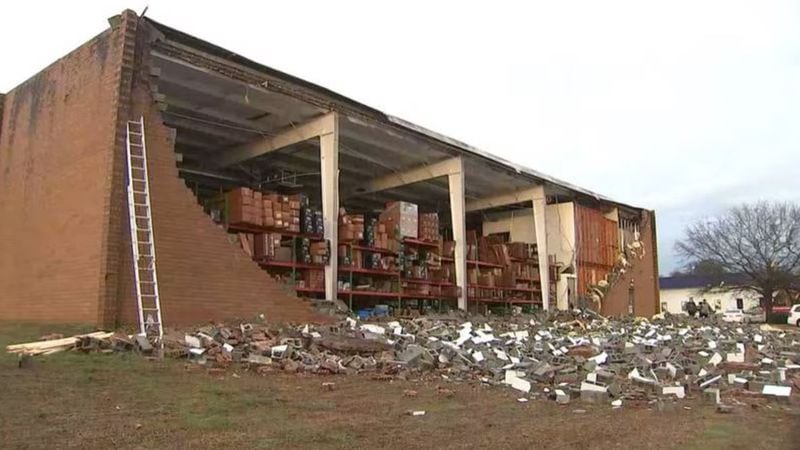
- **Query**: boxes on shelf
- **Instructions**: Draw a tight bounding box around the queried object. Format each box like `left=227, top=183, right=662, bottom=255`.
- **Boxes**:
left=418, top=212, right=439, bottom=242
left=441, top=241, right=456, bottom=258
left=468, top=268, right=479, bottom=285
left=380, top=201, right=418, bottom=239
left=274, top=246, right=293, bottom=262
left=441, top=285, right=461, bottom=298
left=508, top=242, right=536, bottom=260
left=253, top=233, right=282, bottom=259
left=227, top=187, right=263, bottom=226
left=309, top=241, right=329, bottom=265
left=339, top=210, right=365, bottom=242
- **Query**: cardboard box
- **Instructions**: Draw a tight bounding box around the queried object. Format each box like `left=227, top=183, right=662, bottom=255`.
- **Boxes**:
left=274, top=246, right=292, bottom=262
left=418, top=212, right=439, bottom=242
left=380, top=201, right=418, bottom=239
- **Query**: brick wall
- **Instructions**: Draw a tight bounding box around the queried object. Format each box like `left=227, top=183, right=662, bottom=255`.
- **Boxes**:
left=114, top=82, right=324, bottom=326
left=0, top=93, right=5, bottom=142
left=602, top=210, right=660, bottom=317
left=0, top=24, right=127, bottom=323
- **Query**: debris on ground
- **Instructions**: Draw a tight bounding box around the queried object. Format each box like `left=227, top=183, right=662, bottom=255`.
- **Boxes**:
left=7, top=310, right=800, bottom=410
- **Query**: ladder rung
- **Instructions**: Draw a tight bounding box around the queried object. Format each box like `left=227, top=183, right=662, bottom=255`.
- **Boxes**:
left=141, top=294, right=158, bottom=297
left=132, top=190, right=148, bottom=194
left=135, top=215, right=151, bottom=219
left=133, top=203, right=149, bottom=207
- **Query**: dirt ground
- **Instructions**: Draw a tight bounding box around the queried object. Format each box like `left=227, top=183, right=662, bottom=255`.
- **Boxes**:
left=1, top=322, right=799, bottom=449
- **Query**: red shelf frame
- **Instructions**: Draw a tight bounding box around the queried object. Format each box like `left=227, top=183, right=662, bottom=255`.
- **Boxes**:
left=402, top=278, right=454, bottom=286
left=348, top=245, right=397, bottom=255
left=258, top=260, right=324, bottom=270
left=228, top=222, right=324, bottom=240
left=467, top=260, right=504, bottom=268
left=339, top=266, right=400, bottom=276
left=403, top=238, right=440, bottom=248
left=296, top=287, right=324, bottom=294
left=339, top=290, right=401, bottom=298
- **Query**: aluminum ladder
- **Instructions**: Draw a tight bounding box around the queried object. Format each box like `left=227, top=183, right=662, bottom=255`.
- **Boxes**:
left=125, top=116, right=164, bottom=349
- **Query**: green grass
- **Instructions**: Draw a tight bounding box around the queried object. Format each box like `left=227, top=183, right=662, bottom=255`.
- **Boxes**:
left=1, top=321, right=797, bottom=449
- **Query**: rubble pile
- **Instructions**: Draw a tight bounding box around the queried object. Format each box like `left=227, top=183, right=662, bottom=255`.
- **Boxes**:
left=8, top=311, right=800, bottom=408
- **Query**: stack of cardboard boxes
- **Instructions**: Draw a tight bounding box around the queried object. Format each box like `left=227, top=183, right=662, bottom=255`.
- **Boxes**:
left=228, top=187, right=261, bottom=225
left=380, top=201, right=418, bottom=240
left=418, top=212, right=439, bottom=242
left=338, top=210, right=365, bottom=242
left=264, top=193, right=301, bottom=233
left=226, top=188, right=310, bottom=234
left=253, top=233, right=283, bottom=260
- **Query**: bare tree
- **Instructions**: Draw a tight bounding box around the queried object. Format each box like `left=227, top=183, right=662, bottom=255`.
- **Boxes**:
left=675, top=201, right=800, bottom=316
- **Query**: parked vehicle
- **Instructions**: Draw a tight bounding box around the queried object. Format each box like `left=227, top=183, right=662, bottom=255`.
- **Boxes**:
left=787, top=305, right=800, bottom=327
left=722, top=306, right=766, bottom=323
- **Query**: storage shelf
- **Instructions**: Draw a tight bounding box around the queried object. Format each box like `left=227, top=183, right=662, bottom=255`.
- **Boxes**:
left=347, top=244, right=397, bottom=255
left=402, top=278, right=454, bottom=286
left=403, top=238, right=440, bottom=248
left=402, top=293, right=450, bottom=300
left=296, top=287, right=324, bottom=294
left=471, top=297, right=541, bottom=304
left=258, top=260, right=324, bottom=270
left=510, top=256, right=539, bottom=263
left=340, top=266, right=400, bottom=276
left=468, top=260, right=504, bottom=268
left=339, top=290, right=401, bottom=298
left=228, top=222, right=323, bottom=240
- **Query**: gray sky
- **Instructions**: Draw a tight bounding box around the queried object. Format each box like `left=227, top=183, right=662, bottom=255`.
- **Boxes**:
left=2, top=1, right=799, bottom=273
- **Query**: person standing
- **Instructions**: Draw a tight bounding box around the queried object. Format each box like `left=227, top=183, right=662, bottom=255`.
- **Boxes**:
left=686, top=298, right=698, bottom=318
left=699, top=300, right=711, bottom=319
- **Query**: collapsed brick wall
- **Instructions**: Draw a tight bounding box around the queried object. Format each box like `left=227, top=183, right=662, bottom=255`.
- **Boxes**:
left=0, top=93, right=5, bottom=142
left=0, top=25, right=128, bottom=323
left=113, top=84, right=324, bottom=326
left=113, top=23, right=325, bottom=326
left=601, top=210, right=660, bottom=317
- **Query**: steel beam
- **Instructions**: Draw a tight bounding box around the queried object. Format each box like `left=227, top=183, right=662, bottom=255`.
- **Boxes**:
left=353, top=157, right=462, bottom=196
left=211, top=112, right=336, bottom=168
left=448, top=158, right=468, bottom=310
left=320, top=113, right=340, bottom=303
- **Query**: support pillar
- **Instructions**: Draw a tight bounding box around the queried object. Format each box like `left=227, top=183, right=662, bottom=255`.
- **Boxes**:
left=320, top=113, right=339, bottom=303
left=531, top=185, right=550, bottom=311
left=447, top=158, right=467, bottom=310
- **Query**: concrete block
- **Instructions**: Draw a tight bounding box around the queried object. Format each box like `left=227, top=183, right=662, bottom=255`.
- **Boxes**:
left=555, top=389, right=570, bottom=404
left=704, top=388, right=720, bottom=405
left=661, top=385, right=686, bottom=399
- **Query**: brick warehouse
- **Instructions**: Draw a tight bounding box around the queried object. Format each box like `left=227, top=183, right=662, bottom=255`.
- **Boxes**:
left=0, top=10, right=660, bottom=328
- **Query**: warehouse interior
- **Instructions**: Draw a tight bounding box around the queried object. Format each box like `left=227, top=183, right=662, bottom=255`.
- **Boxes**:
left=137, top=18, right=652, bottom=316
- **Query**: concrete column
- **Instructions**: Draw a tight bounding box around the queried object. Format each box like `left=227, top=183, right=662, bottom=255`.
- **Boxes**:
left=448, top=158, right=468, bottom=310
left=320, top=113, right=339, bottom=303
left=531, top=185, right=550, bottom=310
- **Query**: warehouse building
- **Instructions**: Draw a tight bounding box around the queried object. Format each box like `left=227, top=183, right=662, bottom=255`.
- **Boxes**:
left=0, top=10, right=660, bottom=328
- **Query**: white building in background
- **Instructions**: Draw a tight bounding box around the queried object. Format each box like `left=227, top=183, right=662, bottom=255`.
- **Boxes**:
left=659, top=274, right=761, bottom=314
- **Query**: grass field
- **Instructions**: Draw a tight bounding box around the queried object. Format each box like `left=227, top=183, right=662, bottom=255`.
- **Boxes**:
left=1, top=322, right=798, bottom=449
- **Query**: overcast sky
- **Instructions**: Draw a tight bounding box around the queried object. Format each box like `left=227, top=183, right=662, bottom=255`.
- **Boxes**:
left=2, top=1, right=799, bottom=273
